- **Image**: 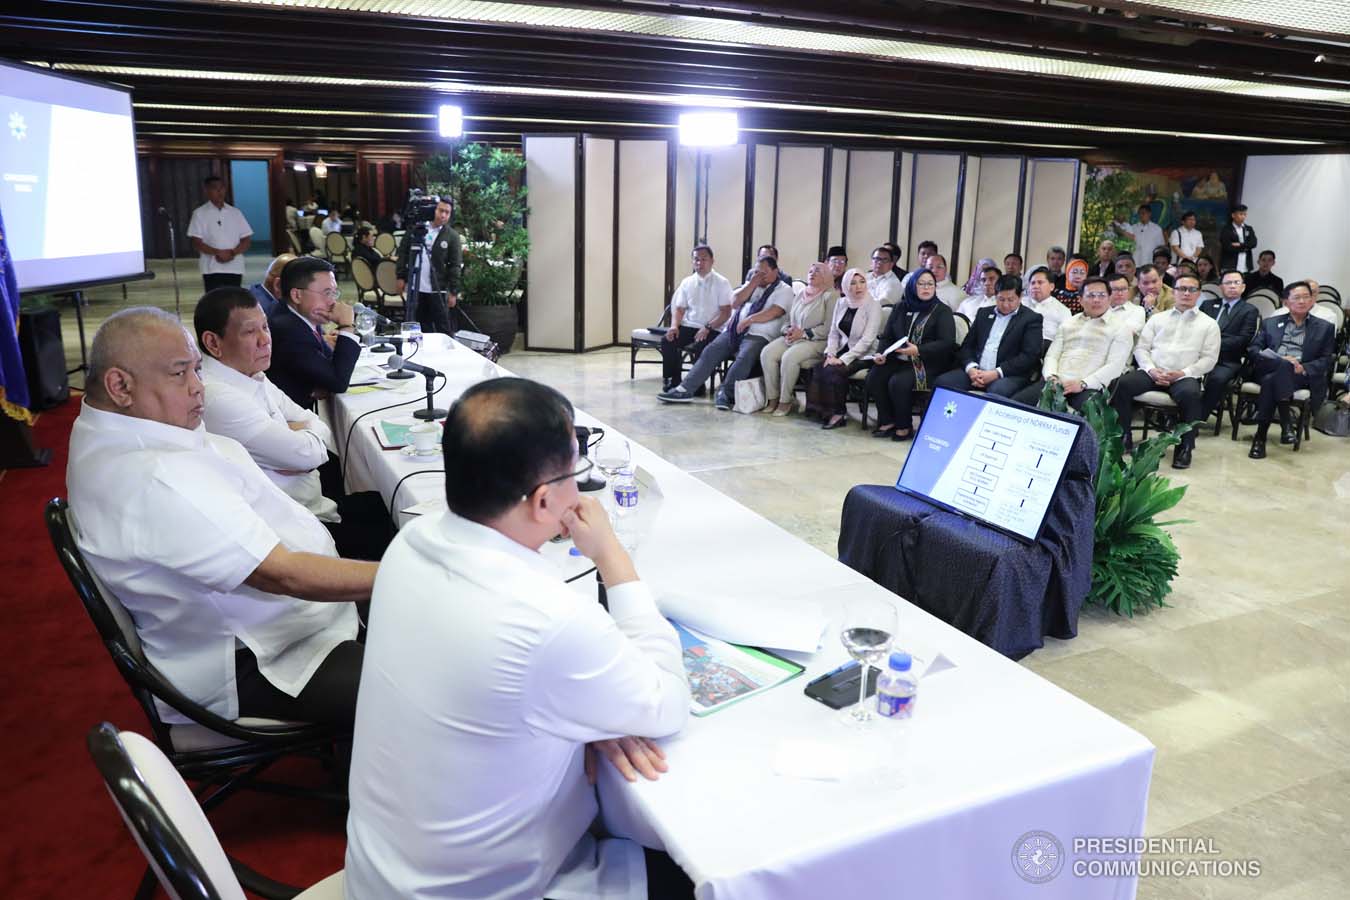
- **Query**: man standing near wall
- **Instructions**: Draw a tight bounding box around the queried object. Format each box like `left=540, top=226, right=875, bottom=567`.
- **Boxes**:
left=188, top=175, right=253, bottom=292
left=1112, top=203, right=1166, bottom=264
left=1218, top=205, right=1258, bottom=273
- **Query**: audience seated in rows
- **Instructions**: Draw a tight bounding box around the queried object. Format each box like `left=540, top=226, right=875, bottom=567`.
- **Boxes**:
left=934, top=274, right=1043, bottom=399
left=1003, top=252, right=1025, bottom=290
left=1136, top=264, right=1175, bottom=315
left=900, top=241, right=937, bottom=289
left=1093, top=239, right=1117, bottom=279
left=1044, top=245, right=1067, bottom=289
left=957, top=264, right=1000, bottom=322
left=761, top=262, right=837, bottom=415
left=322, top=208, right=344, bottom=234
left=805, top=267, right=882, bottom=430
left=1022, top=267, right=1072, bottom=343
left=67, top=307, right=374, bottom=728
left=929, top=254, right=967, bottom=309
left=1054, top=256, right=1089, bottom=313
left=1198, top=269, right=1260, bottom=422
left=1244, top=250, right=1284, bottom=297
left=352, top=225, right=385, bottom=274
left=826, top=245, right=849, bottom=290
left=865, top=269, right=957, bottom=441
left=1110, top=272, right=1220, bottom=469
left=1104, top=272, right=1146, bottom=337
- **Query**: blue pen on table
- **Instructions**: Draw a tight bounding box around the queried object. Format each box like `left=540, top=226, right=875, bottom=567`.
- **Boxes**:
left=806, top=659, right=860, bottom=686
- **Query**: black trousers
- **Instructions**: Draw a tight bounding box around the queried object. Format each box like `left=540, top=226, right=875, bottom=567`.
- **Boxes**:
left=1251, top=355, right=1311, bottom=424
left=1011, top=381, right=1099, bottom=411
left=865, top=361, right=924, bottom=429
left=235, top=639, right=364, bottom=728
left=413, top=290, right=462, bottom=335
left=1201, top=361, right=1242, bottom=418
left=931, top=368, right=1030, bottom=398
left=1112, top=370, right=1202, bottom=450
left=203, top=273, right=243, bottom=292
left=658, top=325, right=715, bottom=386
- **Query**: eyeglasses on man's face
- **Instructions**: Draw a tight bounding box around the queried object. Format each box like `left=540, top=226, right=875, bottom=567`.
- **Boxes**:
left=1175, top=286, right=1201, bottom=294
left=304, top=287, right=342, bottom=301
left=1082, top=291, right=1109, bottom=300
left=521, top=456, right=594, bottom=502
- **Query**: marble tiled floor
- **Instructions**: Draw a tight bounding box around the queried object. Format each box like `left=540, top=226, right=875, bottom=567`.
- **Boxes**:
left=66, top=263, right=1350, bottom=899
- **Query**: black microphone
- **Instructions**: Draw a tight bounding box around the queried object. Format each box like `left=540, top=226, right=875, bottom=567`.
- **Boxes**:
left=388, top=353, right=439, bottom=379
left=389, top=354, right=447, bottom=420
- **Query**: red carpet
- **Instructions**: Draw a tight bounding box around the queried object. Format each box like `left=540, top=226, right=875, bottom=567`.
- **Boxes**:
left=0, top=397, right=345, bottom=897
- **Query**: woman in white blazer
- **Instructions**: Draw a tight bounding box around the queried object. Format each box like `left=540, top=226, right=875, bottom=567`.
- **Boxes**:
left=805, top=267, right=883, bottom=429
left=760, top=261, right=837, bottom=415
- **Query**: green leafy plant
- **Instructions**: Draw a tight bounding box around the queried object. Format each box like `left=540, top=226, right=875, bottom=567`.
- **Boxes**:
left=1037, top=381, right=1192, bottom=616
left=1080, top=167, right=1137, bottom=257
left=422, top=143, right=528, bottom=306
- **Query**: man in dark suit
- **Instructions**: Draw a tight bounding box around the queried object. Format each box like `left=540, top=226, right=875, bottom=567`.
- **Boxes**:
left=934, top=274, right=1043, bottom=398
left=266, top=257, right=361, bottom=409
left=396, top=197, right=464, bottom=335
left=1246, top=281, right=1335, bottom=458
left=1218, top=204, right=1259, bottom=273
left=1199, top=268, right=1261, bottom=421
left=1243, top=250, right=1284, bottom=298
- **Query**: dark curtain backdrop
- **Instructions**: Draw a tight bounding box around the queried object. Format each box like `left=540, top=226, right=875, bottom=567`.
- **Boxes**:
left=138, top=157, right=224, bottom=259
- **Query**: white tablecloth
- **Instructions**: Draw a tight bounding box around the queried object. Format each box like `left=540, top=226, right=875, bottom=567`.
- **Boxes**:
left=328, top=335, right=1154, bottom=900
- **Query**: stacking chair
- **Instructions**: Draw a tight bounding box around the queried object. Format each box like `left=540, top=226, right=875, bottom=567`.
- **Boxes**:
left=306, top=226, right=325, bottom=257
left=373, top=231, right=397, bottom=258
left=285, top=231, right=305, bottom=257
left=373, top=260, right=405, bottom=319
left=1245, top=294, right=1278, bottom=320
left=351, top=257, right=378, bottom=306
left=630, top=305, right=672, bottom=379
left=89, top=722, right=344, bottom=900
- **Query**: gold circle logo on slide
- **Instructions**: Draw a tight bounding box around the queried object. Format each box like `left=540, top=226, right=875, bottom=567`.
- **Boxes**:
left=1012, top=830, right=1064, bottom=883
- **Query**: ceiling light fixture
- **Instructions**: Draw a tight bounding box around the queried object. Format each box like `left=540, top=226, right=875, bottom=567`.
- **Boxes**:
left=313, top=158, right=328, bottom=179
left=293, top=161, right=307, bottom=172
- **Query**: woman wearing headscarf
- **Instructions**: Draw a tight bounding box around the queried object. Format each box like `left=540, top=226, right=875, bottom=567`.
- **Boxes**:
left=864, top=268, right=957, bottom=441
left=928, top=254, right=966, bottom=310
left=760, top=261, right=837, bottom=415
left=806, top=267, right=883, bottom=429
left=961, top=257, right=997, bottom=296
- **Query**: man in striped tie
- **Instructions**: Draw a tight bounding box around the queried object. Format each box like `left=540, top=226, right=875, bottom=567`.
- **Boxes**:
left=265, top=257, right=361, bottom=409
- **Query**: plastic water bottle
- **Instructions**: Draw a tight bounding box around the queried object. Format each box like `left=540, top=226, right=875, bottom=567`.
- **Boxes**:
left=876, top=651, right=917, bottom=719
left=612, top=466, right=639, bottom=549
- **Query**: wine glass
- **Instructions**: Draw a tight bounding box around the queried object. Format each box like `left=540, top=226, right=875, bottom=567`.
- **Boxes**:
left=355, top=310, right=376, bottom=346
left=838, top=594, right=897, bottom=726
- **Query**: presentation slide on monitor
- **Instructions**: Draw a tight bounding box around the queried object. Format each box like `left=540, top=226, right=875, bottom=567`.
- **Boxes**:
left=1, top=61, right=144, bottom=293
left=897, top=389, right=1081, bottom=540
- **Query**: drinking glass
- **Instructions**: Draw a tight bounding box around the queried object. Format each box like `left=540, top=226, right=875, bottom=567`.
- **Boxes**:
left=355, top=310, right=376, bottom=346
left=593, top=434, right=631, bottom=520
left=838, top=595, right=897, bottom=726
left=400, top=321, right=423, bottom=348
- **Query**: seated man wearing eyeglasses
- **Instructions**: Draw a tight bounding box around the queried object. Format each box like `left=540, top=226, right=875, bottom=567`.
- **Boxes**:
left=345, top=377, right=691, bottom=900
left=265, top=257, right=361, bottom=409
left=1012, top=277, right=1133, bottom=411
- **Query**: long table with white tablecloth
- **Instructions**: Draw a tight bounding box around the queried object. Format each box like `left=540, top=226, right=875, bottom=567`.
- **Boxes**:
left=326, top=333, right=1154, bottom=900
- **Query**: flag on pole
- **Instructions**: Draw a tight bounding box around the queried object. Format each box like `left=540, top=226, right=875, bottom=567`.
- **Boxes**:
left=0, top=202, right=34, bottom=424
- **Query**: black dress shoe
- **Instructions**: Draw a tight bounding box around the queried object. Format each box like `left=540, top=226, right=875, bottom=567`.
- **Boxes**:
left=891, top=429, right=914, bottom=442
left=871, top=427, right=893, bottom=438
left=822, top=416, right=847, bottom=430
left=1172, top=446, right=1192, bottom=469
left=1248, top=437, right=1267, bottom=459
left=1279, top=427, right=1296, bottom=445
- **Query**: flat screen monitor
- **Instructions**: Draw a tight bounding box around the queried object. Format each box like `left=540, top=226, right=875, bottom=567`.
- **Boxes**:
left=894, top=386, right=1084, bottom=543
left=0, top=59, right=146, bottom=294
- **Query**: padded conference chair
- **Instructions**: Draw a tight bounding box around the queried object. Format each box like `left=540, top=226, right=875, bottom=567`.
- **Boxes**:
left=323, top=231, right=350, bottom=279
left=373, top=259, right=404, bottom=318
left=44, top=499, right=344, bottom=813
left=351, top=257, right=377, bottom=306
left=373, top=231, right=397, bottom=258
left=1244, top=294, right=1278, bottom=320
left=89, top=722, right=344, bottom=900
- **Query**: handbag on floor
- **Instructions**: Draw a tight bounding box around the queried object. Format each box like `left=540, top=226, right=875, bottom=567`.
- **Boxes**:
left=733, top=377, right=766, bottom=414
left=1312, top=400, right=1350, bottom=436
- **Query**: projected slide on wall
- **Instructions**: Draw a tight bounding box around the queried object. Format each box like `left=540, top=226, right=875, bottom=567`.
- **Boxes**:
left=0, top=60, right=145, bottom=293
left=896, top=387, right=1082, bottom=541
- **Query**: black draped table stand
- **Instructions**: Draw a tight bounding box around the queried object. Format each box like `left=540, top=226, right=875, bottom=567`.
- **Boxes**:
left=838, top=425, right=1098, bottom=660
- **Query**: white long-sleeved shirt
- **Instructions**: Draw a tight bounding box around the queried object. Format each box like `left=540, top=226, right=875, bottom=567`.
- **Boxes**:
left=1133, top=306, right=1221, bottom=379
left=1113, top=220, right=1166, bottom=262
left=345, top=511, right=689, bottom=900
left=1022, top=294, right=1071, bottom=341
left=1105, top=300, right=1146, bottom=337
left=957, top=294, right=995, bottom=323
left=867, top=270, right=902, bottom=306
left=66, top=402, right=357, bottom=723
left=935, top=281, right=966, bottom=311
left=670, top=269, right=733, bottom=331
left=1042, top=313, right=1133, bottom=390
left=200, top=355, right=338, bottom=522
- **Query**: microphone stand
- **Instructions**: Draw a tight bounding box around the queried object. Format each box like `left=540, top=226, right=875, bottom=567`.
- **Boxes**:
left=412, top=370, right=448, bottom=421
left=162, top=208, right=183, bottom=321
left=385, top=337, right=415, bottom=380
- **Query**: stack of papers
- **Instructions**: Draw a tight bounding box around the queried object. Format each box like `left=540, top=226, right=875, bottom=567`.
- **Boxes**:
left=656, top=590, right=828, bottom=653
left=672, top=622, right=804, bottom=716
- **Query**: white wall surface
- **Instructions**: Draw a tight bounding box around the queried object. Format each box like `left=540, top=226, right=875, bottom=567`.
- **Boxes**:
left=1242, top=154, right=1350, bottom=295
left=524, top=136, right=576, bottom=350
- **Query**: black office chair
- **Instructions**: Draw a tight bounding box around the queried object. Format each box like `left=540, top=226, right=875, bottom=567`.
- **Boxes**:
left=88, top=722, right=344, bottom=900
left=48, top=498, right=348, bottom=897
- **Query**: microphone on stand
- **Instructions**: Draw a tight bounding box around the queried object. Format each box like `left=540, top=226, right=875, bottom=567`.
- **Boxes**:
left=160, top=207, right=182, bottom=321
left=388, top=354, right=447, bottom=420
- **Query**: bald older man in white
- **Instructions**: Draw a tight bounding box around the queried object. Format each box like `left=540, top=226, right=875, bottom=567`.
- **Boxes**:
left=67, top=306, right=374, bottom=727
